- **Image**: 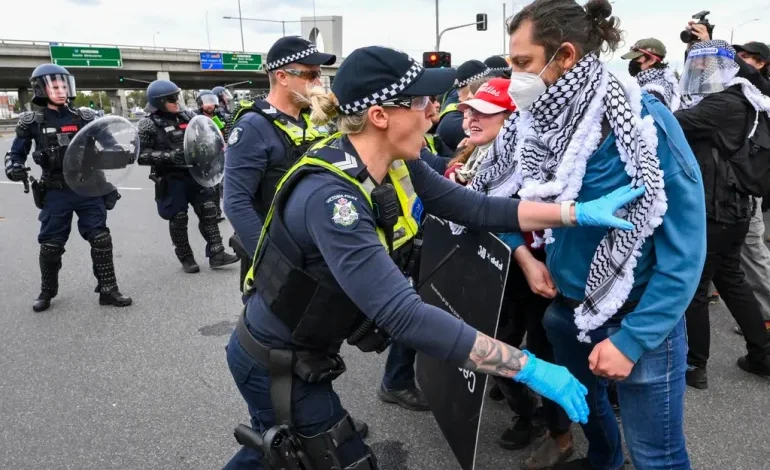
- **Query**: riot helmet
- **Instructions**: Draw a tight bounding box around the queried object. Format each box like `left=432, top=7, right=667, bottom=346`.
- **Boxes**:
left=30, top=64, right=77, bottom=107
left=680, top=40, right=739, bottom=97
left=145, top=79, right=185, bottom=114
left=212, top=86, right=235, bottom=113
left=196, top=90, right=218, bottom=114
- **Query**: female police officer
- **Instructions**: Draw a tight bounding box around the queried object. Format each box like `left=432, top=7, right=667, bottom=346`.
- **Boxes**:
left=223, top=46, right=644, bottom=470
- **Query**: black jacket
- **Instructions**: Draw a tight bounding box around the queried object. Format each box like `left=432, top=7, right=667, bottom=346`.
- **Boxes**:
left=675, top=85, right=754, bottom=224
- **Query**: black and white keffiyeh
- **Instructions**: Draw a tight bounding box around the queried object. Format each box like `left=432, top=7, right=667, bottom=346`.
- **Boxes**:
left=469, top=53, right=668, bottom=342
left=636, top=67, right=681, bottom=111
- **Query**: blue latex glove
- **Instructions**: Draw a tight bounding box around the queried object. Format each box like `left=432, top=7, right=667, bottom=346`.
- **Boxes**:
left=574, top=184, right=646, bottom=231
left=513, top=350, right=589, bottom=424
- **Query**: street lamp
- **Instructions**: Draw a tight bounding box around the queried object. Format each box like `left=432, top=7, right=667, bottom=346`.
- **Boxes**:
left=153, top=31, right=160, bottom=50
left=237, top=0, right=245, bottom=52
left=206, top=10, right=212, bottom=51
left=731, top=18, right=760, bottom=43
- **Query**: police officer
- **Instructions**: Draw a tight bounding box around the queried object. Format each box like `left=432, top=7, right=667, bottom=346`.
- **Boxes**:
left=224, top=45, right=646, bottom=469
left=484, top=55, right=512, bottom=78
left=212, top=86, right=235, bottom=121
left=435, top=60, right=492, bottom=151
left=137, top=79, right=239, bottom=273
left=223, top=36, right=335, bottom=290
left=196, top=90, right=226, bottom=221
left=4, top=64, right=132, bottom=312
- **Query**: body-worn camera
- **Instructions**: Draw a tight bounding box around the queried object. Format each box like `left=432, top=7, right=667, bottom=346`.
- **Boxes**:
left=681, top=10, right=715, bottom=43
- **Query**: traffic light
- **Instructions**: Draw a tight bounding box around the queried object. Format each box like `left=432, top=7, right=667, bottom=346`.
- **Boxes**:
left=248, top=80, right=253, bottom=85
left=423, top=51, right=451, bottom=68
left=476, top=13, right=488, bottom=31
left=89, top=100, right=94, bottom=108
left=119, top=76, right=124, bottom=83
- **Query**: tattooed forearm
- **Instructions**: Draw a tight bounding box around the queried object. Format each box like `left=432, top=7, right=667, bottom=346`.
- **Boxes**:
left=462, top=332, right=527, bottom=379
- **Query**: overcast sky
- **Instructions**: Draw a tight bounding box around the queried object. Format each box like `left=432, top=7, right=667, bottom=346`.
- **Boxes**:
left=3, top=0, right=769, bottom=78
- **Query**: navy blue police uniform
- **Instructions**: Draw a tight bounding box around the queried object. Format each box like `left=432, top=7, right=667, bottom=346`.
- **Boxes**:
left=223, top=36, right=336, bottom=291
left=136, top=79, right=239, bottom=273
left=223, top=46, right=530, bottom=470
left=435, top=60, right=493, bottom=151
left=4, top=64, right=131, bottom=312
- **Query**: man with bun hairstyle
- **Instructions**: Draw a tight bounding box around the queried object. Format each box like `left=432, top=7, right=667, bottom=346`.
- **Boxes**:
left=480, top=0, right=706, bottom=468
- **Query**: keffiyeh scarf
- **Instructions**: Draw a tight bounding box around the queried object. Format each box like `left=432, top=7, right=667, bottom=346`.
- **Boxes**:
left=470, top=53, right=668, bottom=342
left=636, top=67, right=681, bottom=111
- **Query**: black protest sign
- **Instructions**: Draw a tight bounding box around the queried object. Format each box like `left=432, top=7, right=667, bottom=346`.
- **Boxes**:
left=415, top=216, right=511, bottom=470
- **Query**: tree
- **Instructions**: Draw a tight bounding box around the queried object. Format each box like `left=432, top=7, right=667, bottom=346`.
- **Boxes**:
left=72, top=91, right=90, bottom=108
left=126, top=90, right=147, bottom=109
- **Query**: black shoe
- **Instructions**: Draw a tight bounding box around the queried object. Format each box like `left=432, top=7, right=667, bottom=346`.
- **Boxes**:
left=499, top=415, right=545, bottom=450
left=209, top=251, right=239, bottom=269
left=180, top=255, right=200, bottom=273
left=686, top=366, right=708, bottom=390
left=377, top=385, right=430, bottom=411
left=488, top=383, right=505, bottom=402
left=99, top=289, right=133, bottom=307
left=32, top=291, right=55, bottom=312
left=737, top=355, right=770, bottom=378
left=551, top=458, right=594, bottom=469
left=352, top=417, right=368, bottom=439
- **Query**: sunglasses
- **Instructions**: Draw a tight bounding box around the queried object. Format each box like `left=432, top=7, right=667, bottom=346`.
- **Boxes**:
left=164, top=93, right=180, bottom=104
left=282, top=69, right=323, bottom=81
left=380, top=96, right=431, bottom=111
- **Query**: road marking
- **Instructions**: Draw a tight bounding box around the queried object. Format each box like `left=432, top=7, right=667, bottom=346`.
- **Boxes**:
left=0, top=181, right=148, bottom=191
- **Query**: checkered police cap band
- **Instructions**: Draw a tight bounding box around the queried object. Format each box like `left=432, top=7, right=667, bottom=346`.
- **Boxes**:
left=265, top=46, right=320, bottom=71
left=455, top=69, right=492, bottom=88
left=339, top=60, right=423, bottom=115
left=488, top=67, right=510, bottom=72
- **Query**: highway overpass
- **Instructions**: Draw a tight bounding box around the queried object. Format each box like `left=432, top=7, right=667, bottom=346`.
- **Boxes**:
left=0, top=39, right=340, bottom=117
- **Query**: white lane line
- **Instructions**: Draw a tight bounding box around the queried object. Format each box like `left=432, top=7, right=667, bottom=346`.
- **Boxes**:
left=0, top=181, right=148, bottom=190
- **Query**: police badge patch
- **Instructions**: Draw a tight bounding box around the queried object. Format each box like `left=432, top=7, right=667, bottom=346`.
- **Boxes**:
left=228, top=127, right=242, bottom=146
left=326, top=194, right=360, bottom=229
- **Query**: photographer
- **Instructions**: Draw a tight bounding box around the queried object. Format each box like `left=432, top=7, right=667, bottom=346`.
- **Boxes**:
left=674, top=40, right=770, bottom=388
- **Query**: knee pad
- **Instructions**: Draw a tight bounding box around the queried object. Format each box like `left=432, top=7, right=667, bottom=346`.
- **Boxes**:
left=89, top=231, right=113, bottom=250
left=170, top=212, right=189, bottom=229
left=195, top=201, right=219, bottom=224
left=40, top=243, right=65, bottom=261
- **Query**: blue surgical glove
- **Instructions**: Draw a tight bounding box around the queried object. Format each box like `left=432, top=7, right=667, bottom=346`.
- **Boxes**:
left=574, top=184, right=646, bottom=231
left=513, top=350, right=589, bottom=424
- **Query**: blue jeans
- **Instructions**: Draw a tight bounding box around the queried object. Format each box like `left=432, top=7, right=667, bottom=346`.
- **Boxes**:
left=543, top=299, right=690, bottom=470
left=223, top=331, right=372, bottom=470
left=381, top=342, right=416, bottom=391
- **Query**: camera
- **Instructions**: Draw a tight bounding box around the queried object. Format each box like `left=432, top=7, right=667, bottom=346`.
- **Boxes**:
left=681, top=10, right=715, bottom=43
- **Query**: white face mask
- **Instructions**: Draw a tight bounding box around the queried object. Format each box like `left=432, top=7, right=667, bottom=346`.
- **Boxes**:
left=507, top=52, right=559, bottom=111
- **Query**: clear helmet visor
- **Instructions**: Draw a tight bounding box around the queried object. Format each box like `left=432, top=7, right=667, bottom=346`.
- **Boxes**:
left=33, top=74, right=77, bottom=103
left=145, top=92, right=186, bottom=113
left=680, top=47, right=738, bottom=96
left=219, top=89, right=234, bottom=111
left=199, top=94, right=219, bottom=107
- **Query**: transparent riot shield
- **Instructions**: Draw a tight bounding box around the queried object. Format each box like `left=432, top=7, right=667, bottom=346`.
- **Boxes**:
left=184, top=115, right=225, bottom=188
left=63, top=116, right=139, bottom=197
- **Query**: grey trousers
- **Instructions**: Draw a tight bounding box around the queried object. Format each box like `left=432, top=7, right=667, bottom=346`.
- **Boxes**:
left=740, top=198, right=770, bottom=322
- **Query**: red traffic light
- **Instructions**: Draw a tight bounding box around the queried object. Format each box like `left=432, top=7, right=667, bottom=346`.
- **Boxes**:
left=423, top=51, right=451, bottom=68
left=430, top=53, right=438, bottom=61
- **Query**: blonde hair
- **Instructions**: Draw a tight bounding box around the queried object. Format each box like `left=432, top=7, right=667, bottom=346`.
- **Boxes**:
left=308, top=87, right=367, bottom=134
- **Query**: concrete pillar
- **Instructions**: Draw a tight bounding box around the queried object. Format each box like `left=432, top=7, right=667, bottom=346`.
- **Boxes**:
left=105, top=89, right=128, bottom=118
left=16, top=87, right=30, bottom=112
left=157, top=71, right=170, bottom=81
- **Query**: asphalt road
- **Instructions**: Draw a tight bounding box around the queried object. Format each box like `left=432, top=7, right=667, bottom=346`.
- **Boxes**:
left=0, top=135, right=769, bottom=470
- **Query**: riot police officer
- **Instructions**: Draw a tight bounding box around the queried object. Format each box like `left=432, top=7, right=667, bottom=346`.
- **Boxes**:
left=137, top=79, right=239, bottom=273
left=212, top=86, right=235, bottom=121
left=4, top=64, right=132, bottom=312
left=223, top=36, right=335, bottom=291
left=196, top=89, right=226, bottom=221
left=224, top=45, right=645, bottom=469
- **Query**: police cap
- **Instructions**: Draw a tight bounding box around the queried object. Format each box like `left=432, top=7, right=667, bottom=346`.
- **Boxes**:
left=484, top=56, right=511, bottom=77
left=455, top=60, right=492, bottom=88
left=332, top=46, right=456, bottom=116
left=264, top=36, right=336, bottom=72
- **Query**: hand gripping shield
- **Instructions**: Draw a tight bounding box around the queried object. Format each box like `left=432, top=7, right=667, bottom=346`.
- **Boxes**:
left=184, top=115, right=226, bottom=188
left=63, top=116, right=139, bottom=197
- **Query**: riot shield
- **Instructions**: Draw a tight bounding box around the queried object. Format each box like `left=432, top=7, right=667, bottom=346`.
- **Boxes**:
left=184, top=115, right=225, bottom=187
left=415, top=216, right=511, bottom=470
left=63, top=116, right=139, bottom=197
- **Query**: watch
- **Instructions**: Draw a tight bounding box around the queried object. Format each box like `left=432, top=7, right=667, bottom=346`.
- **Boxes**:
left=561, top=201, right=576, bottom=227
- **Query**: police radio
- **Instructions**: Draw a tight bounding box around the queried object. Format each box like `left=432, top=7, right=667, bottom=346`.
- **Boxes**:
left=371, top=183, right=399, bottom=253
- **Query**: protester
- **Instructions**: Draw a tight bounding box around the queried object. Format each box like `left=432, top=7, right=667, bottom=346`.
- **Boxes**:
left=481, top=0, right=707, bottom=468
left=675, top=39, right=770, bottom=388
left=621, top=38, right=681, bottom=110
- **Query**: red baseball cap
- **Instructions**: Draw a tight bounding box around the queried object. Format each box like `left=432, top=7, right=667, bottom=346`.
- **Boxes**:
left=458, top=78, right=516, bottom=114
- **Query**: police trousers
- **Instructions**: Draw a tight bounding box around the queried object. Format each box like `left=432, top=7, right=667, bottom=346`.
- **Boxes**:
left=223, top=329, right=372, bottom=470
left=155, top=173, right=214, bottom=220
left=38, top=188, right=108, bottom=245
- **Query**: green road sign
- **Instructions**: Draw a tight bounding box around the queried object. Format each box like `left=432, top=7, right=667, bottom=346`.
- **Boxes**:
left=222, top=53, right=262, bottom=71
left=50, top=46, right=123, bottom=68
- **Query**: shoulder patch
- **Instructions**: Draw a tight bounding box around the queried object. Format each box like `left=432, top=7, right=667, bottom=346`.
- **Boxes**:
left=16, top=111, right=36, bottom=137
left=325, top=194, right=361, bottom=229
left=228, top=127, right=243, bottom=146
left=78, top=107, right=97, bottom=121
